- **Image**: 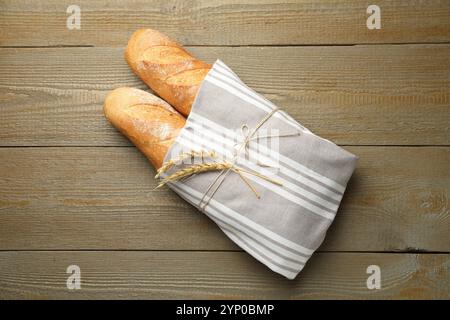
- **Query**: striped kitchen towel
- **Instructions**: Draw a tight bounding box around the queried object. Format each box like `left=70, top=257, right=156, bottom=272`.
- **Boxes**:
left=161, top=60, right=358, bottom=279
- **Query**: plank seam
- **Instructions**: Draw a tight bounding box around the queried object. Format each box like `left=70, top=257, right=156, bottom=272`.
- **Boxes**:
left=2, top=41, right=450, bottom=49
left=0, top=250, right=448, bottom=254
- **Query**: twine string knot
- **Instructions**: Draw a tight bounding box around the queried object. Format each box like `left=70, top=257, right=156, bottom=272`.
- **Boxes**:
left=156, top=108, right=301, bottom=211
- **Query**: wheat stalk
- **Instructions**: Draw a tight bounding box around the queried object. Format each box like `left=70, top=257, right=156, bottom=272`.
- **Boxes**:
left=156, top=150, right=216, bottom=178
left=157, top=162, right=232, bottom=188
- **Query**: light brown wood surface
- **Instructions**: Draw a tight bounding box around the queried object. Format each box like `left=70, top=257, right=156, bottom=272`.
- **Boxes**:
left=1, top=45, right=449, bottom=146
left=1, top=0, right=450, bottom=46
left=0, top=146, right=448, bottom=252
left=0, top=251, right=448, bottom=299
left=0, top=0, right=448, bottom=300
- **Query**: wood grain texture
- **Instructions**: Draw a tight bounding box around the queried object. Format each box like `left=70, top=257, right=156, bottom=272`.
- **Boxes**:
left=1, top=0, right=450, bottom=46
left=0, top=146, right=448, bottom=252
left=1, top=0, right=449, bottom=300
left=1, top=45, right=449, bottom=146
left=0, top=251, right=448, bottom=299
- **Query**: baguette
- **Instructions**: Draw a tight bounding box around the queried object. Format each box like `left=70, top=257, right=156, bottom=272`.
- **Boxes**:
left=104, top=87, right=185, bottom=169
left=125, top=28, right=211, bottom=116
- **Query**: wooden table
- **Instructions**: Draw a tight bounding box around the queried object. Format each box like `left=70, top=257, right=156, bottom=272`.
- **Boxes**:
left=0, top=0, right=449, bottom=299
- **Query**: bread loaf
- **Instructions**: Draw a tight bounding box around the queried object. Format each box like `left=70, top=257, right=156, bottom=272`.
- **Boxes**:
left=125, top=28, right=211, bottom=116
left=104, top=87, right=186, bottom=169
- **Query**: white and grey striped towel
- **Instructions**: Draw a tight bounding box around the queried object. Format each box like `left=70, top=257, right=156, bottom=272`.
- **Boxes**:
left=162, top=60, right=358, bottom=279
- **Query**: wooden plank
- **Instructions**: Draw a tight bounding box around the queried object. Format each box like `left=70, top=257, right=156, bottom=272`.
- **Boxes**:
left=0, top=146, right=448, bottom=252
left=0, top=251, right=448, bottom=299
left=0, top=45, right=449, bottom=146
left=1, top=0, right=450, bottom=46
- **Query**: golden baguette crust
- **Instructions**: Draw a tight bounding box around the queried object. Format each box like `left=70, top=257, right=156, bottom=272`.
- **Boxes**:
left=125, top=28, right=211, bottom=116
left=104, top=87, right=185, bottom=169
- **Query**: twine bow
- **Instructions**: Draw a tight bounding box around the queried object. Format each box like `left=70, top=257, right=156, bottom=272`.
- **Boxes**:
left=156, top=108, right=300, bottom=211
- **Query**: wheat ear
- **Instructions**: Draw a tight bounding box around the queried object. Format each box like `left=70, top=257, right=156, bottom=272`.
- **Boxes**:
left=156, top=150, right=216, bottom=178
left=156, top=162, right=232, bottom=188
